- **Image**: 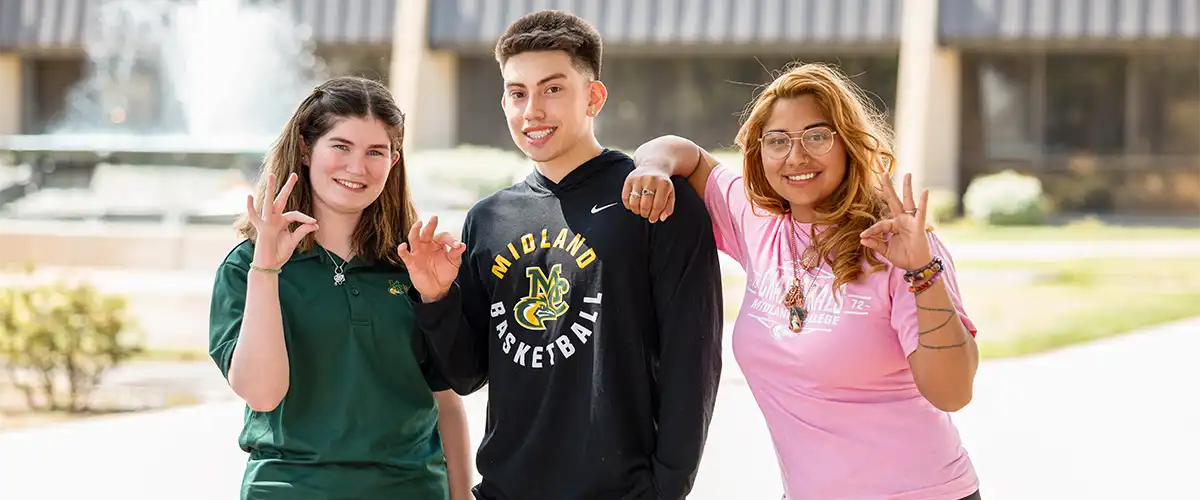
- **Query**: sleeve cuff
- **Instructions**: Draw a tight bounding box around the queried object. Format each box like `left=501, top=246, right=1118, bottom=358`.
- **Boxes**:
left=406, top=283, right=461, bottom=315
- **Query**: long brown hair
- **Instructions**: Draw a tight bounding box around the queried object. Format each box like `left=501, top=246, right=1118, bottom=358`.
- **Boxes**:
left=735, top=62, right=896, bottom=294
left=234, top=76, right=416, bottom=267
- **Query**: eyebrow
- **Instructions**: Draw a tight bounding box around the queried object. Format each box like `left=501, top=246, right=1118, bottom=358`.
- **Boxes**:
left=329, top=136, right=389, bottom=150
left=505, top=73, right=568, bottom=89
left=765, top=121, right=832, bottom=134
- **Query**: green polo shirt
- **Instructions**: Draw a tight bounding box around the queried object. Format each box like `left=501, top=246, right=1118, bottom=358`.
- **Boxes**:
left=209, top=240, right=451, bottom=500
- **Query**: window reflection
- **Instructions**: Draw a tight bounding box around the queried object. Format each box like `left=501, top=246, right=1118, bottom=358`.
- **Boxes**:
left=977, top=57, right=1035, bottom=160
left=1132, top=54, right=1200, bottom=156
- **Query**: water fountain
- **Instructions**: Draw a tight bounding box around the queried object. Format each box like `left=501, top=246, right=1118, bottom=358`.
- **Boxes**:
left=0, top=0, right=328, bottom=221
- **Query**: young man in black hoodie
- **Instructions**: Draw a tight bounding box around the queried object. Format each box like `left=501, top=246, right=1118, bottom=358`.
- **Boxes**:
left=397, top=10, right=723, bottom=500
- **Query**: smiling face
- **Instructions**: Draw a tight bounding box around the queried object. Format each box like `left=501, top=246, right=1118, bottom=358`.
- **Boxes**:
left=306, top=116, right=398, bottom=216
left=501, top=50, right=605, bottom=166
left=760, top=95, right=848, bottom=221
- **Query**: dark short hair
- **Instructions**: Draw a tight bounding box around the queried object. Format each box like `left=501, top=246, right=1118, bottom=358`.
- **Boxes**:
left=494, top=10, right=603, bottom=79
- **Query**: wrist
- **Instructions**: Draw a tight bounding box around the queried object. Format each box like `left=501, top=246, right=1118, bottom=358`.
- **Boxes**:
left=251, top=250, right=283, bottom=271
left=421, top=293, right=447, bottom=304
left=636, top=159, right=674, bottom=175
left=415, top=281, right=455, bottom=304
left=249, top=262, right=282, bottom=276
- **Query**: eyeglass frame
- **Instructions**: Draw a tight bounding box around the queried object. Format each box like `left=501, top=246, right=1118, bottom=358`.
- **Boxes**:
left=758, top=126, right=839, bottom=160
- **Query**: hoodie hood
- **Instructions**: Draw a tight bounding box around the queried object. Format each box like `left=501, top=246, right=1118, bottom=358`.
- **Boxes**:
left=525, top=148, right=631, bottom=195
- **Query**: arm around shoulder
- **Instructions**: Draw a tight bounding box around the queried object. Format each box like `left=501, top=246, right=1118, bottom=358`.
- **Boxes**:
left=632, top=135, right=720, bottom=198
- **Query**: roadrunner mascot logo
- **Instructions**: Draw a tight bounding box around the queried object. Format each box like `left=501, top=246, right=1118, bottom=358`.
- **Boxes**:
left=514, top=264, right=570, bottom=330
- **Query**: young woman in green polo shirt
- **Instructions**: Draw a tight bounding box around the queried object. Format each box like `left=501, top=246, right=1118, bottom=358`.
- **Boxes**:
left=208, top=76, right=471, bottom=500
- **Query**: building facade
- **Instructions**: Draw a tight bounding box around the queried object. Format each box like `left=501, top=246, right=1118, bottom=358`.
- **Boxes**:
left=2, top=0, right=1197, bottom=215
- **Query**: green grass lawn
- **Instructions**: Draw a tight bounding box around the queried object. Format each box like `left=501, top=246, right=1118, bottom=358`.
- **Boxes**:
left=933, top=219, right=1200, bottom=242
left=961, top=257, right=1200, bottom=358
left=719, top=257, right=1200, bottom=359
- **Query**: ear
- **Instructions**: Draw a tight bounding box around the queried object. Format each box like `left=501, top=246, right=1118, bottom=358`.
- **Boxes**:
left=391, top=150, right=401, bottom=167
left=300, top=138, right=310, bottom=164
left=586, top=80, right=608, bottom=117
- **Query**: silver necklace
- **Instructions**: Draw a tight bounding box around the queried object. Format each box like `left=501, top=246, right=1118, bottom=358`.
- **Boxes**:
left=322, top=248, right=347, bottom=286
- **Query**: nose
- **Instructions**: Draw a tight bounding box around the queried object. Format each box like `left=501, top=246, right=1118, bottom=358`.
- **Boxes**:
left=523, top=94, right=545, bottom=122
left=784, top=139, right=807, bottom=166
left=344, top=153, right=367, bottom=174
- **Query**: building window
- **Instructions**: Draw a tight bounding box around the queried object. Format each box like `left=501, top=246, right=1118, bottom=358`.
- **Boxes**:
left=1042, top=55, right=1127, bottom=156
left=1131, top=53, right=1200, bottom=156
left=454, top=55, right=899, bottom=152
left=974, top=56, right=1037, bottom=160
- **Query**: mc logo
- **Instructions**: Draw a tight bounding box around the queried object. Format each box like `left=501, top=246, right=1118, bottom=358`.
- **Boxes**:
left=514, top=264, right=571, bottom=330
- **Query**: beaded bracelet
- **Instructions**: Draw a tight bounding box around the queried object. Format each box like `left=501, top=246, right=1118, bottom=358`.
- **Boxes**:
left=904, top=257, right=944, bottom=283
left=909, top=269, right=943, bottom=294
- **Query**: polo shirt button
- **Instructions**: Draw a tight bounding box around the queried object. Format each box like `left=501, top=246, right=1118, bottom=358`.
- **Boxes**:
left=351, top=288, right=360, bottom=296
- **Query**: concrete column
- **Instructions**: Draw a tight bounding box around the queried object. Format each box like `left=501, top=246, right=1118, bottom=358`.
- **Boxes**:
left=893, top=0, right=954, bottom=193
left=389, top=0, right=457, bottom=152
left=0, top=54, right=22, bottom=135
left=922, top=48, right=962, bottom=193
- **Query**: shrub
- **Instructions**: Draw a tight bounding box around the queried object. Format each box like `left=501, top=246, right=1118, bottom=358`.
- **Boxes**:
left=962, top=170, right=1051, bottom=226
left=926, top=188, right=960, bottom=225
left=0, top=273, right=143, bottom=413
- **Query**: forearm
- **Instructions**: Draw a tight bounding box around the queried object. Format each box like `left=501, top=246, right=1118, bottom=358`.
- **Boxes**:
left=633, top=135, right=702, bottom=177
left=410, top=284, right=489, bottom=395
left=653, top=329, right=722, bottom=499
left=435, top=390, right=473, bottom=500
left=910, top=279, right=978, bottom=412
left=227, top=269, right=290, bottom=412
left=649, top=210, right=724, bottom=498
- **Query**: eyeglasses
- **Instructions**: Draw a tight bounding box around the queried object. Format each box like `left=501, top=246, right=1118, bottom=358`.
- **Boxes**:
left=759, top=127, right=838, bottom=160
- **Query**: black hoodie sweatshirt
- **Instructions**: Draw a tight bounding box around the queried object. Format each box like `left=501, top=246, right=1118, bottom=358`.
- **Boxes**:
left=409, top=149, right=723, bottom=500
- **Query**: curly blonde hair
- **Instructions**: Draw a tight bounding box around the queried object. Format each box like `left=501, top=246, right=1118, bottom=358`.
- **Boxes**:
left=735, top=62, right=896, bottom=294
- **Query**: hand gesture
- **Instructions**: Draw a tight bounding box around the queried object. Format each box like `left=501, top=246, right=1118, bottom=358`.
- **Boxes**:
left=859, top=173, right=935, bottom=271
left=621, top=165, right=675, bottom=222
left=247, top=173, right=318, bottom=269
left=396, top=215, right=466, bottom=302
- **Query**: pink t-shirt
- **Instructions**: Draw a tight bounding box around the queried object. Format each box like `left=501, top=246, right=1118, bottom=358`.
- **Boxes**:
left=704, top=164, right=980, bottom=500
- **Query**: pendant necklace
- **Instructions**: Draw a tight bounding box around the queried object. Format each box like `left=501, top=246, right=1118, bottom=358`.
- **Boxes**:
left=781, top=217, right=820, bottom=333
left=322, top=248, right=347, bottom=286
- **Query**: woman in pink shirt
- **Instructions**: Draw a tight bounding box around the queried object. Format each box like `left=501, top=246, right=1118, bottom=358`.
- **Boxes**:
left=622, top=63, right=982, bottom=499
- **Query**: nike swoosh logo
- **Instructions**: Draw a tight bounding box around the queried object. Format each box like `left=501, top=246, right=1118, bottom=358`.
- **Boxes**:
left=591, top=202, right=619, bottom=214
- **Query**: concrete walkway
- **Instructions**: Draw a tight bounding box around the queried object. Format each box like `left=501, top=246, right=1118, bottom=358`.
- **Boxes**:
left=951, top=316, right=1200, bottom=499
left=0, top=317, right=1196, bottom=499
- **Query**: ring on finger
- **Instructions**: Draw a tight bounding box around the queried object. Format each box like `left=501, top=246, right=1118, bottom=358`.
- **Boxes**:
left=903, top=208, right=918, bottom=215
left=641, top=188, right=655, bottom=196
left=630, top=191, right=642, bottom=199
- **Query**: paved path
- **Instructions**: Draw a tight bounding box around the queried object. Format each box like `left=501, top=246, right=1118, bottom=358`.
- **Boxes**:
left=951, top=316, right=1200, bottom=499
left=1, top=317, right=1197, bottom=499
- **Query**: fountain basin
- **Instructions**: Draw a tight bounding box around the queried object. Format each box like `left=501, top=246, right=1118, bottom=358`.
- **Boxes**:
left=0, top=134, right=274, bottom=171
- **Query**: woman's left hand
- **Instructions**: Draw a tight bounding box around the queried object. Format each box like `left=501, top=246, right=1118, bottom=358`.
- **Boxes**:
left=859, top=173, right=935, bottom=271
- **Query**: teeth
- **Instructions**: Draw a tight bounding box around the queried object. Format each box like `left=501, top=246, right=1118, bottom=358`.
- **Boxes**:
left=336, top=179, right=365, bottom=189
left=787, top=172, right=818, bottom=181
left=525, top=128, right=553, bottom=140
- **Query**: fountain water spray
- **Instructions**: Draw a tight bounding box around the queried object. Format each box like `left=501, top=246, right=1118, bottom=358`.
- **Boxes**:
left=52, top=0, right=327, bottom=140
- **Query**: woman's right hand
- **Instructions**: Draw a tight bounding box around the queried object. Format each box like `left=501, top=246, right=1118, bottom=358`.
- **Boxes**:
left=246, top=172, right=318, bottom=269
left=622, top=164, right=676, bottom=222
